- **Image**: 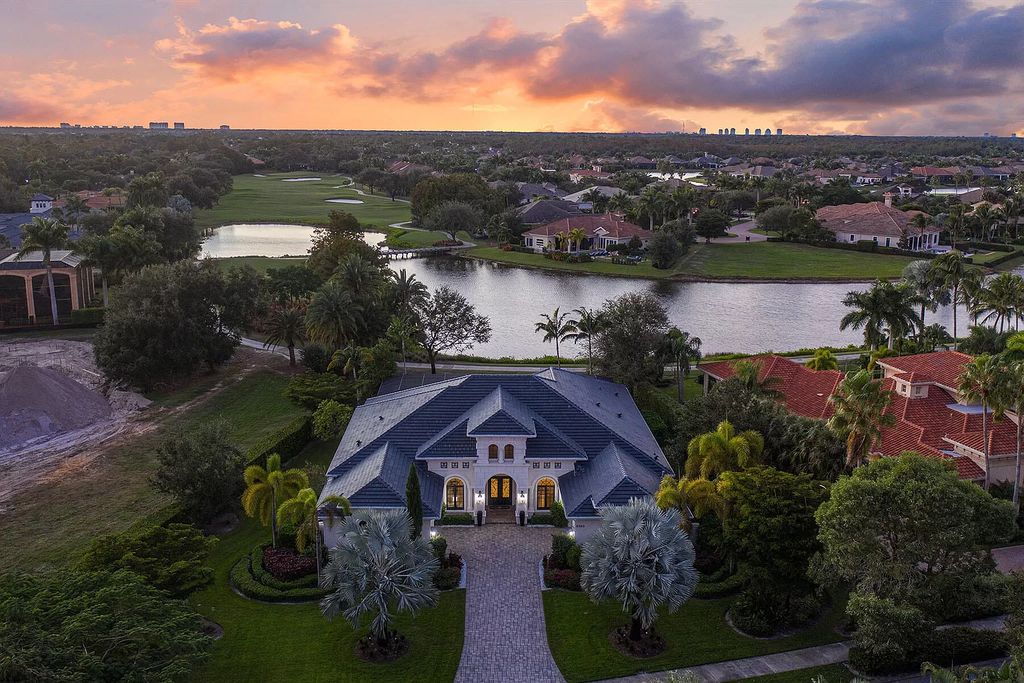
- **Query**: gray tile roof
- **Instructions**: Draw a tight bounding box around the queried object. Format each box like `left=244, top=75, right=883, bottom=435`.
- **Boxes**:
left=318, top=369, right=670, bottom=519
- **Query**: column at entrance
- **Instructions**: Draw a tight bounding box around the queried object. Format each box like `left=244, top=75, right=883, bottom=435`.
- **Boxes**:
left=23, top=275, right=35, bottom=320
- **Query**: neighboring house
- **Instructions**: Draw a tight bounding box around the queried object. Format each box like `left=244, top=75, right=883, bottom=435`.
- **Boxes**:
left=317, top=369, right=672, bottom=544
left=522, top=214, right=653, bottom=252
left=387, top=160, right=432, bottom=175
left=515, top=199, right=582, bottom=225
left=516, top=182, right=567, bottom=204
left=0, top=250, right=96, bottom=326
left=723, top=164, right=778, bottom=179
left=911, top=166, right=958, bottom=183
left=0, top=195, right=55, bottom=248
left=568, top=169, right=613, bottom=183
left=854, top=173, right=883, bottom=185
left=697, top=351, right=1019, bottom=484
left=815, top=196, right=939, bottom=251
left=561, top=186, right=623, bottom=211
left=626, top=155, right=656, bottom=169
left=53, top=189, right=126, bottom=213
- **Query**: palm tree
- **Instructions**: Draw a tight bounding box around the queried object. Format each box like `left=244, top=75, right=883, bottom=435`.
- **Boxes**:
left=685, top=420, right=764, bottom=480
left=608, top=191, right=633, bottom=216
left=277, top=487, right=351, bottom=579
left=556, top=230, right=569, bottom=252
left=827, top=369, right=896, bottom=469
left=959, top=354, right=1006, bottom=490
left=566, top=307, right=604, bottom=375
left=977, top=273, right=1024, bottom=333
left=241, top=454, right=309, bottom=548
left=305, top=279, right=361, bottom=350
left=908, top=213, right=931, bottom=251
left=389, top=268, right=428, bottom=317
left=386, top=315, right=418, bottom=366
left=321, top=509, right=439, bottom=649
left=655, top=475, right=724, bottom=530
left=264, top=302, right=307, bottom=366
left=933, top=250, right=969, bottom=348
left=805, top=348, right=839, bottom=371
left=579, top=498, right=697, bottom=643
left=76, top=233, right=116, bottom=307
left=534, top=307, right=578, bottom=367
left=902, top=260, right=951, bottom=341
left=840, top=280, right=920, bottom=351
left=664, top=328, right=702, bottom=402
left=567, top=227, right=587, bottom=253
left=61, top=193, right=89, bottom=229
left=732, top=359, right=783, bottom=398
left=15, top=216, right=69, bottom=324
left=998, top=362, right=1024, bottom=513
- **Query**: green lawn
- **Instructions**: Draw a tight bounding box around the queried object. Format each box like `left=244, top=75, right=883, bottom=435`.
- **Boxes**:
left=543, top=591, right=847, bottom=683
left=196, top=172, right=412, bottom=230
left=0, top=369, right=305, bottom=572
left=209, top=255, right=308, bottom=274
left=466, top=242, right=919, bottom=281
left=190, top=439, right=466, bottom=683
left=386, top=228, right=472, bottom=248
left=734, top=663, right=854, bottom=683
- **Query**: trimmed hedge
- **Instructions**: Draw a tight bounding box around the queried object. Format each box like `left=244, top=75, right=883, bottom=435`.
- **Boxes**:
left=70, top=306, right=105, bottom=325
left=767, top=236, right=938, bottom=259
left=693, top=571, right=746, bottom=599
left=229, top=547, right=326, bottom=602
left=439, top=512, right=475, bottom=526
left=849, top=627, right=1008, bottom=675
left=955, top=241, right=1016, bottom=253
left=245, top=414, right=313, bottom=465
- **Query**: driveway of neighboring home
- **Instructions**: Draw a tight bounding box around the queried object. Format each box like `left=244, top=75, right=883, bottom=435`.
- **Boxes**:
left=993, top=544, right=1024, bottom=573
left=444, top=525, right=566, bottom=683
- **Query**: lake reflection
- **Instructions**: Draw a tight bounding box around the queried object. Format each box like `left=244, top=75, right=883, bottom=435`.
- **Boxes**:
left=203, top=223, right=993, bottom=358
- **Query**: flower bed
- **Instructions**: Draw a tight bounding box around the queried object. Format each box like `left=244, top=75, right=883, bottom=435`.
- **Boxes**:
left=262, top=545, right=317, bottom=581
left=229, top=545, right=325, bottom=603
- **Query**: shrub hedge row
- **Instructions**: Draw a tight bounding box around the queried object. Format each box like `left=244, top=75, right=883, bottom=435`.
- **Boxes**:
left=955, top=240, right=1017, bottom=253
left=767, top=236, right=938, bottom=259
left=439, top=512, right=475, bottom=526
left=693, top=571, right=746, bottom=599
left=245, top=415, right=313, bottom=465
left=849, top=627, right=1007, bottom=675
left=70, top=306, right=105, bottom=325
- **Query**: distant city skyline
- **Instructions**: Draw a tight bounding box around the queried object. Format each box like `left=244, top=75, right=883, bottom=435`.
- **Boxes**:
left=1, top=0, right=1023, bottom=136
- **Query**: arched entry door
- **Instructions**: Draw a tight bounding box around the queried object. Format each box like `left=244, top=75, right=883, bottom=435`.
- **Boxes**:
left=486, top=475, right=513, bottom=508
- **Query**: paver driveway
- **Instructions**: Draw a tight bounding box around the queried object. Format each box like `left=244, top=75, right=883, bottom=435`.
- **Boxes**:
left=444, top=525, right=566, bottom=683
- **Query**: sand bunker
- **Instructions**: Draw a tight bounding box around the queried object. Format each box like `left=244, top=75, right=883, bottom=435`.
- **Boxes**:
left=326, top=198, right=364, bottom=204
left=0, top=365, right=111, bottom=449
left=281, top=177, right=321, bottom=182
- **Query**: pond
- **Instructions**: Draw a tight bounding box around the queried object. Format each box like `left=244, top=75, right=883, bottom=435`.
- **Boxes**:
left=201, top=223, right=997, bottom=358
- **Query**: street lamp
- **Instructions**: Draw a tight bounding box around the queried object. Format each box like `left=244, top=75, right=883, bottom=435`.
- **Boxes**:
left=316, top=519, right=324, bottom=583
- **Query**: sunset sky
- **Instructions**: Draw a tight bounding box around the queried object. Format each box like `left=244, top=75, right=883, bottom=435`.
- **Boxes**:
left=2, top=0, right=1023, bottom=135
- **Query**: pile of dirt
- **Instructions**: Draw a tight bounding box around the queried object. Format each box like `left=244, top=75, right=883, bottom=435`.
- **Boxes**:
left=0, top=365, right=112, bottom=450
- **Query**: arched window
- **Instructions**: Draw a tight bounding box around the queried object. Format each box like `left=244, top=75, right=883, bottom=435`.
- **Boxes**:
left=504, top=444, right=514, bottom=461
left=536, top=478, right=556, bottom=510
left=488, top=444, right=498, bottom=462
left=445, top=478, right=465, bottom=511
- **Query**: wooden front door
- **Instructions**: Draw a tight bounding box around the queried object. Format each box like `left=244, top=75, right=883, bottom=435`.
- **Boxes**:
left=487, top=475, right=513, bottom=508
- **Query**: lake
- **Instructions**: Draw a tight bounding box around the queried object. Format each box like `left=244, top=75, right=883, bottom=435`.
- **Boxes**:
left=202, top=223, right=989, bottom=358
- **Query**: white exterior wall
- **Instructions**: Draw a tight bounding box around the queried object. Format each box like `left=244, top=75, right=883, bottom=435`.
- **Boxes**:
left=835, top=230, right=940, bottom=250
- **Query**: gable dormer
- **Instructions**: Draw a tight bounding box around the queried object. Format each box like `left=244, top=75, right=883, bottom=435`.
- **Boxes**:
left=893, top=372, right=931, bottom=399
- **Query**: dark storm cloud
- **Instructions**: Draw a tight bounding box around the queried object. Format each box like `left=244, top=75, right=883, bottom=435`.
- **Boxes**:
left=0, top=93, right=61, bottom=123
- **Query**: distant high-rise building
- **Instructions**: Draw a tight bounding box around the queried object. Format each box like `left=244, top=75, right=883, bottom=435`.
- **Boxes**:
left=764, top=128, right=772, bottom=136
left=754, top=128, right=762, bottom=136
left=59, top=122, right=71, bottom=128
left=173, top=122, right=185, bottom=129
left=744, top=128, right=750, bottom=135
left=149, top=122, right=169, bottom=129
left=730, top=128, right=736, bottom=135
left=776, top=128, right=783, bottom=136
left=699, top=128, right=706, bottom=135
left=1012, top=132, right=1018, bottom=138
left=219, top=124, right=230, bottom=130
left=718, top=128, right=723, bottom=135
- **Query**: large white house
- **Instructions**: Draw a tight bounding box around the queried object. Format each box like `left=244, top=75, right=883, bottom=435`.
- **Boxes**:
left=521, top=214, right=654, bottom=253
left=317, top=369, right=671, bottom=544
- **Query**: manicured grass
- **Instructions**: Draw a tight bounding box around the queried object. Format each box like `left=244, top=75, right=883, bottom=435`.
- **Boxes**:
left=386, top=228, right=472, bottom=248
left=208, top=255, right=308, bottom=274
left=0, top=370, right=305, bottom=572
left=682, top=242, right=917, bottom=279
left=466, top=247, right=677, bottom=278
left=467, top=242, right=919, bottom=281
left=196, top=172, right=411, bottom=230
left=191, top=439, right=466, bottom=683
left=735, top=663, right=854, bottom=683
left=543, top=590, right=847, bottom=683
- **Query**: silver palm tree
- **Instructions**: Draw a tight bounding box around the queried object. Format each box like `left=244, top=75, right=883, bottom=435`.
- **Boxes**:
left=580, top=497, right=698, bottom=642
left=320, top=509, right=439, bottom=647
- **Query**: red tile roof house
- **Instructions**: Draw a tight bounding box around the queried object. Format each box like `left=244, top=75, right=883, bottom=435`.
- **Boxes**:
left=815, top=195, right=939, bottom=251
left=697, top=351, right=1021, bottom=483
left=521, top=215, right=654, bottom=253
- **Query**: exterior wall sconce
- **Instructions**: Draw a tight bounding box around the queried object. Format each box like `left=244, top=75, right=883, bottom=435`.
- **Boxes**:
left=474, top=491, right=485, bottom=506
left=517, top=491, right=527, bottom=505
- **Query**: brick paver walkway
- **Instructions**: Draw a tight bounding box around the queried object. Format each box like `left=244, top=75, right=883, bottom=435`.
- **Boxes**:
left=444, top=525, right=566, bottom=683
